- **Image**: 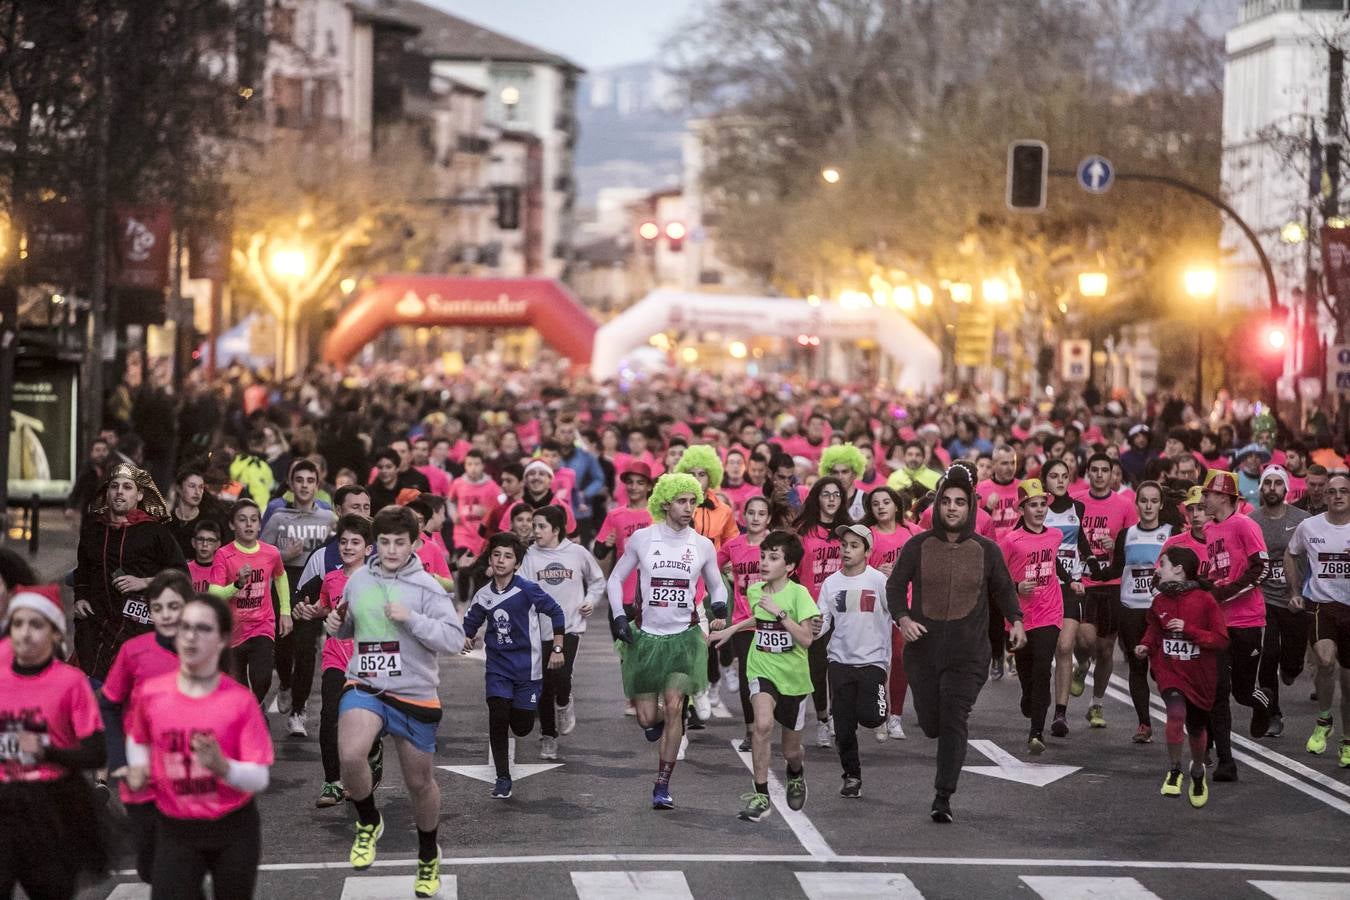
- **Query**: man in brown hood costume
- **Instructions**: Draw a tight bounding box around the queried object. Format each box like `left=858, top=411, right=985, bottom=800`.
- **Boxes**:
left=72, top=463, right=187, bottom=681
left=886, top=464, right=1025, bottom=823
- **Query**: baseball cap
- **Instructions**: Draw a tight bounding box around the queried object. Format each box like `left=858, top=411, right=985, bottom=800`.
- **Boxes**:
left=834, top=523, right=874, bottom=550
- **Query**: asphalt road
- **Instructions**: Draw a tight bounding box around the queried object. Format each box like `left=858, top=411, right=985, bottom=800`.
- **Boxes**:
left=64, top=625, right=1350, bottom=900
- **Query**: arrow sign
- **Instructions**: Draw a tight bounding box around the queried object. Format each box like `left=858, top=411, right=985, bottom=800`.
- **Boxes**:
left=438, top=737, right=562, bottom=784
left=1076, top=155, right=1114, bottom=194
left=962, top=739, right=1080, bottom=787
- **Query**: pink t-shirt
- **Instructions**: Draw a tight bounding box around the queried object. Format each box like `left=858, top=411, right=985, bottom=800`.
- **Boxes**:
left=416, top=540, right=451, bottom=580
left=1068, top=479, right=1091, bottom=500
left=597, top=506, right=653, bottom=606
left=1203, top=512, right=1269, bottom=628
left=0, top=658, right=102, bottom=783
left=1285, top=475, right=1307, bottom=506
left=215, top=541, right=286, bottom=646
left=718, top=534, right=763, bottom=622
left=102, top=632, right=179, bottom=803
left=722, top=482, right=764, bottom=524
left=868, top=523, right=919, bottom=574
left=551, top=468, right=577, bottom=506
left=1080, top=491, right=1140, bottom=587
left=497, top=496, right=576, bottom=536
left=415, top=464, right=452, bottom=496
left=188, top=558, right=226, bottom=596
left=128, top=672, right=273, bottom=820
left=797, top=526, right=842, bottom=601
left=447, top=476, right=501, bottom=555
left=318, top=568, right=354, bottom=673
left=999, top=526, right=1065, bottom=631
left=978, top=478, right=1022, bottom=539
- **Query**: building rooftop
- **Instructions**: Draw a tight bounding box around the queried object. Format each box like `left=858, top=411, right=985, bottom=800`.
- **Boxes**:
left=363, top=0, right=583, bottom=72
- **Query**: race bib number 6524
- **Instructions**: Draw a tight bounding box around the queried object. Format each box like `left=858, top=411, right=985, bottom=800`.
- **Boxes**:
left=355, top=641, right=402, bottom=677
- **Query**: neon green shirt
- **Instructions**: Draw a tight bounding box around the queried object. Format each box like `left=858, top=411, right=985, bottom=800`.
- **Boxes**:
left=745, top=580, right=818, bottom=696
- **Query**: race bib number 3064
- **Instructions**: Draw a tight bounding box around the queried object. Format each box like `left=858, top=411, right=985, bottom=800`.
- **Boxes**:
left=355, top=641, right=402, bottom=677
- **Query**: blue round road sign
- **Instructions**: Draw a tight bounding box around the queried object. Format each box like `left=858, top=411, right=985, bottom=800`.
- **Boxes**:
left=1077, top=155, right=1114, bottom=194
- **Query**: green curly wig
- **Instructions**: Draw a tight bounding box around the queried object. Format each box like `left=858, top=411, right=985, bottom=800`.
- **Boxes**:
left=649, top=473, right=705, bottom=521
left=819, top=443, right=866, bottom=479
left=673, top=444, right=724, bottom=489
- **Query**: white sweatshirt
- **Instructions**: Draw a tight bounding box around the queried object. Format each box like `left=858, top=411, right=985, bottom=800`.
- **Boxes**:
left=520, top=539, right=606, bottom=634
left=818, top=566, right=893, bottom=668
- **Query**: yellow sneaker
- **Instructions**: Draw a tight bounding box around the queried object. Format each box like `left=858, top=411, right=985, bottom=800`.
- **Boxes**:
left=1086, top=704, right=1106, bottom=728
left=349, top=816, right=383, bottom=870
left=1307, top=720, right=1333, bottom=755
left=1188, top=770, right=1209, bottom=809
left=1160, top=768, right=1182, bottom=797
left=415, top=848, right=442, bottom=898
left=1339, top=742, right=1350, bottom=769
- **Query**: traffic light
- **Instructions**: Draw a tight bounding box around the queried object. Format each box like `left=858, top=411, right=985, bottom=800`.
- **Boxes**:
left=1263, top=322, right=1288, bottom=352
left=664, top=221, right=686, bottom=252
left=1007, top=140, right=1048, bottom=212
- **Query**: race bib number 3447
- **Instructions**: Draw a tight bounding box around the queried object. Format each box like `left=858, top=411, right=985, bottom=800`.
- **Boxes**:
left=1163, top=637, right=1198, bottom=660
left=355, top=641, right=402, bottom=677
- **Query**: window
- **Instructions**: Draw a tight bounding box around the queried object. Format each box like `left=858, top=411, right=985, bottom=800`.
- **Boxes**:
left=271, top=3, right=296, bottom=44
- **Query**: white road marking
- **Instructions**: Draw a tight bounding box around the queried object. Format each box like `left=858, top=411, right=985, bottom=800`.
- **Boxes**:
left=105, top=885, right=150, bottom=899
left=570, top=870, right=693, bottom=899
left=1021, top=875, right=1160, bottom=898
left=1250, top=880, right=1350, bottom=899
left=731, top=739, right=836, bottom=859
left=796, top=871, right=924, bottom=898
left=1107, top=673, right=1350, bottom=800
left=438, top=737, right=562, bottom=784
left=963, top=739, right=1080, bottom=786
left=109, top=854, right=1350, bottom=876
left=1101, top=685, right=1350, bottom=817
left=339, top=874, right=458, bottom=899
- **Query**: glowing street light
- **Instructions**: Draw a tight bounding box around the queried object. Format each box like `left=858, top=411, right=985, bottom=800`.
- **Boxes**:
left=821, top=167, right=841, bottom=184
left=894, top=285, right=916, bottom=310
left=637, top=221, right=661, bottom=241
left=269, top=246, right=308, bottom=280
left=1183, top=267, right=1217, bottom=299
left=916, top=283, right=934, bottom=306
left=1077, top=272, right=1109, bottom=297
left=982, top=277, right=1009, bottom=304
left=1280, top=221, right=1307, bottom=244
left=728, top=340, right=748, bottom=359
left=949, top=282, right=974, bottom=304
left=339, top=277, right=358, bottom=295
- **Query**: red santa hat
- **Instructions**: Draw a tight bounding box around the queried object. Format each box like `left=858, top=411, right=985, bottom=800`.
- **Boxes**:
left=3, top=584, right=66, bottom=635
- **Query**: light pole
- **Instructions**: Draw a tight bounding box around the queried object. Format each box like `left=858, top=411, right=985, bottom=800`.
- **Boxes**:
left=1184, top=266, right=1218, bottom=411
left=267, top=246, right=308, bottom=374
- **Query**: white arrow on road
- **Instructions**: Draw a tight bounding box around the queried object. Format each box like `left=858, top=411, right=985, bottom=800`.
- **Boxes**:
left=438, top=737, right=562, bottom=784
left=962, top=739, right=1080, bottom=787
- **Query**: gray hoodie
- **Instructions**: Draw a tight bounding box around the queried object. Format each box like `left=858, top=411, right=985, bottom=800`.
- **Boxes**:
left=261, top=504, right=336, bottom=580
left=334, top=552, right=464, bottom=709
left=520, top=539, right=605, bottom=633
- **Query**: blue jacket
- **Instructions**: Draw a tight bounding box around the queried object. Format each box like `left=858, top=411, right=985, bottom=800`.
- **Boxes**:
left=464, top=575, right=566, bottom=682
left=562, top=445, right=605, bottom=516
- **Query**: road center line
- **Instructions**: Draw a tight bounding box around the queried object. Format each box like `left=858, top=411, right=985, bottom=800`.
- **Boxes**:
left=731, top=739, right=836, bottom=858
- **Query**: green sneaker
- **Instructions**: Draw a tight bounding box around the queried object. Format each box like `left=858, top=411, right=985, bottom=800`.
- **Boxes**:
left=1069, top=662, right=1088, bottom=698
left=1086, top=704, right=1106, bottom=729
left=414, top=848, right=441, bottom=898
left=785, top=771, right=808, bottom=811
left=349, top=815, right=383, bottom=870
left=1160, top=768, right=1182, bottom=797
left=738, top=791, right=772, bottom=822
left=368, top=738, right=384, bottom=789
left=1339, top=741, right=1350, bottom=769
left=315, top=781, right=347, bottom=808
left=1307, top=719, right=1333, bottom=755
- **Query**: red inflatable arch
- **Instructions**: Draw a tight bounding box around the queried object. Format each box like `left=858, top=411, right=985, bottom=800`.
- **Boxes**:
left=321, top=276, right=598, bottom=366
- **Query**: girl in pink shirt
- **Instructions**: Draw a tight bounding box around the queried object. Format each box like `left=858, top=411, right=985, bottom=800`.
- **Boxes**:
left=718, top=495, right=770, bottom=748
left=795, top=477, right=850, bottom=741
left=214, top=500, right=291, bottom=703
left=862, top=486, right=920, bottom=739
left=127, top=594, right=273, bottom=899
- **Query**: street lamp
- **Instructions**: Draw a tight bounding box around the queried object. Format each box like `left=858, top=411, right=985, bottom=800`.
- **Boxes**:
left=982, top=277, right=1009, bottom=304
left=1077, top=272, right=1109, bottom=297
left=269, top=246, right=308, bottom=280
left=821, top=167, right=841, bottom=185
left=1280, top=221, right=1308, bottom=244
left=949, top=282, right=974, bottom=304
left=1183, top=265, right=1218, bottom=411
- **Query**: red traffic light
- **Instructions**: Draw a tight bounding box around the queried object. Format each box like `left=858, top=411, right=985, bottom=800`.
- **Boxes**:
left=664, top=221, right=687, bottom=241
left=1264, top=324, right=1288, bottom=352
left=638, top=221, right=660, bottom=241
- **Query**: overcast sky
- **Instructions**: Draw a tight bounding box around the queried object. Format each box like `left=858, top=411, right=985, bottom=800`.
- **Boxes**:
left=429, top=0, right=700, bottom=71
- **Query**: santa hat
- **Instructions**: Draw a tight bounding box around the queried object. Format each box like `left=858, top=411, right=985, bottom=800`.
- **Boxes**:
left=1260, top=465, right=1291, bottom=490
left=523, top=459, right=554, bottom=479
left=3, top=584, right=66, bottom=635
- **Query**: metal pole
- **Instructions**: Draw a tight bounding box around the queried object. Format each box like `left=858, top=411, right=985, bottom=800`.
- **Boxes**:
left=84, top=2, right=112, bottom=448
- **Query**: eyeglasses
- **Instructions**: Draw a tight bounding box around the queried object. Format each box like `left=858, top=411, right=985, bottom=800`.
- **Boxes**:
left=818, top=491, right=842, bottom=500
left=192, top=536, right=220, bottom=543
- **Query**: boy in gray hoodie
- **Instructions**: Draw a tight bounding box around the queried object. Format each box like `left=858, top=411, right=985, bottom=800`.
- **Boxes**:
left=325, top=505, right=463, bottom=898
left=519, top=505, right=606, bottom=759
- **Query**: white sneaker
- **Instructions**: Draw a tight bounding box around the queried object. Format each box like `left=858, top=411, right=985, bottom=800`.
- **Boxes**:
left=828, top=715, right=835, bottom=737
left=677, top=734, right=688, bottom=761
left=708, top=696, right=729, bottom=718
left=287, top=712, right=307, bottom=737
left=816, top=721, right=832, bottom=748
left=722, top=665, right=740, bottom=694
left=886, top=715, right=906, bottom=740
left=693, top=688, right=712, bottom=721
left=624, top=701, right=637, bottom=717
left=266, top=695, right=280, bottom=715
left=875, top=725, right=889, bottom=743
left=540, top=736, right=558, bottom=760
left=558, top=702, right=576, bottom=736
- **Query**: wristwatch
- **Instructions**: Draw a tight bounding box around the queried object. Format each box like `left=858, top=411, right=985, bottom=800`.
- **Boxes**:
left=775, top=611, right=788, bottom=622
left=552, top=644, right=564, bottom=654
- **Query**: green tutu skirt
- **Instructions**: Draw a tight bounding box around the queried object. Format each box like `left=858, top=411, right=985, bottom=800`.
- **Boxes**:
left=617, top=627, right=709, bottom=698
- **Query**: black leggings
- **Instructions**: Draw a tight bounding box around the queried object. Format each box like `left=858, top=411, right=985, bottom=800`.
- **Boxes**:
left=1116, top=605, right=1152, bottom=726
left=126, top=801, right=158, bottom=884
left=230, top=636, right=274, bottom=705
left=152, top=802, right=261, bottom=900
left=1208, top=624, right=1267, bottom=763
left=989, top=604, right=1007, bottom=662
left=732, top=630, right=754, bottom=726
left=488, top=696, right=537, bottom=778
left=320, top=668, right=345, bottom=782
left=827, top=662, right=888, bottom=778
left=1259, top=606, right=1309, bottom=717
left=539, top=633, right=582, bottom=738
left=809, top=630, right=832, bottom=719
left=1014, top=624, right=1059, bottom=736
left=278, top=616, right=324, bottom=714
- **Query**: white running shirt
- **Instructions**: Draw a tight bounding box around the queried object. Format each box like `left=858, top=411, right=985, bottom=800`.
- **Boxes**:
left=606, top=522, right=727, bottom=635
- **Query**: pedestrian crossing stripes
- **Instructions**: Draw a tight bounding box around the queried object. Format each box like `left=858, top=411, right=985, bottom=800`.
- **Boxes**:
left=92, top=871, right=1350, bottom=899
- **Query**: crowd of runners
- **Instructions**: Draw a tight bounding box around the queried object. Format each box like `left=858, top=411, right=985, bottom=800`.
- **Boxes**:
left=1, top=362, right=1348, bottom=899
